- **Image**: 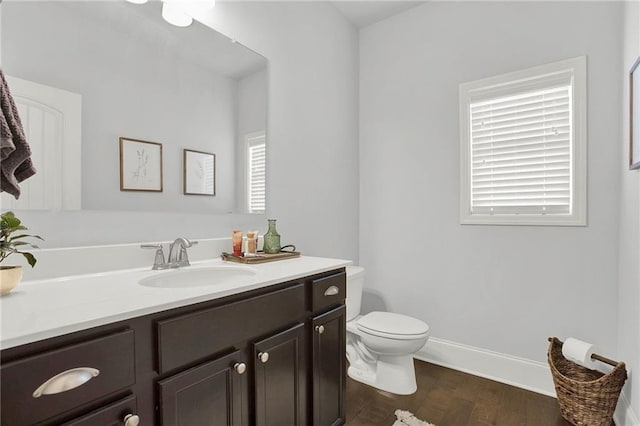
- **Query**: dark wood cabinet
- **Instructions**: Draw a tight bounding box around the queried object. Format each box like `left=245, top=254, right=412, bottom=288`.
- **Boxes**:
left=60, top=395, right=138, bottom=426
left=158, top=350, right=245, bottom=426
left=156, top=284, right=305, bottom=374
left=0, top=330, right=135, bottom=425
left=254, top=323, right=306, bottom=426
left=312, top=306, right=346, bottom=426
left=0, top=267, right=346, bottom=426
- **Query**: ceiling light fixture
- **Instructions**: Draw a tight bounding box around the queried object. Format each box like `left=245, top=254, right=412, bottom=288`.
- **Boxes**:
left=127, top=0, right=216, bottom=29
left=161, top=1, right=193, bottom=27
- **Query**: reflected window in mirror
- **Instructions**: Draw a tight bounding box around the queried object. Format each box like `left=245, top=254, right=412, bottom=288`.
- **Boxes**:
left=246, top=132, right=266, bottom=214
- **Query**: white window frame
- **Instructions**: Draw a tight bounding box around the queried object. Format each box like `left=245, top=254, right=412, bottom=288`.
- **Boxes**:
left=459, top=56, right=587, bottom=226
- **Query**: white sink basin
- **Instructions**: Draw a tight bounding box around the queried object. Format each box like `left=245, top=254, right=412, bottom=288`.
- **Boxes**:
left=138, top=265, right=257, bottom=289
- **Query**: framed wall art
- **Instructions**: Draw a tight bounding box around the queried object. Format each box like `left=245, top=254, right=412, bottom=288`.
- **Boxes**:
left=183, top=149, right=215, bottom=196
left=630, top=56, right=640, bottom=170
left=119, top=137, right=163, bottom=192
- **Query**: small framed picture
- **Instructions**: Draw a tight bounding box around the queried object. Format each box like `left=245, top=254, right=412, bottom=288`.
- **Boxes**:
left=183, top=149, right=215, bottom=196
left=630, top=56, right=640, bottom=170
left=119, top=137, right=163, bottom=192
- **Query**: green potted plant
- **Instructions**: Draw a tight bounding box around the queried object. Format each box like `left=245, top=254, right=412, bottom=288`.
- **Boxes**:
left=0, top=211, right=43, bottom=296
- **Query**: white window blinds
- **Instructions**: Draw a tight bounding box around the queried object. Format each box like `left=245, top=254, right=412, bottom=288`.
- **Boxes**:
left=470, top=85, right=572, bottom=215
left=247, top=133, right=266, bottom=213
left=459, top=56, right=586, bottom=226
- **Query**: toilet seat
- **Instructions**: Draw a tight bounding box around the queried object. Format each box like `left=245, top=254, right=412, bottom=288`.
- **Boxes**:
left=356, top=311, right=429, bottom=340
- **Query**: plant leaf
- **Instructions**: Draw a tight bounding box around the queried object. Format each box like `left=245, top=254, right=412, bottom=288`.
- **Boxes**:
left=9, top=241, right=30, bottom=247
left=0, top=211, right=42, bottom=267
left=21, top=252, right=36, bottom=268
left=1, top=212, right=21, bottom=228
left=7, top=234, right=31, bottom=240
left=8, top=234, right=43, bottom=242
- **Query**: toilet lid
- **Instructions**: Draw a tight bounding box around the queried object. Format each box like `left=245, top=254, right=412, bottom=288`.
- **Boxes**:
left=356, top=312, right=429, bottom=338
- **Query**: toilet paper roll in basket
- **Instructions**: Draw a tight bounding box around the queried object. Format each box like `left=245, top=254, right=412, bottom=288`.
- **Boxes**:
left=561, top=337, right=599, bottom=369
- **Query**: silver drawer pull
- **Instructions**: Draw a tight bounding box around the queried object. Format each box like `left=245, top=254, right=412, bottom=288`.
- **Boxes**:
left=315, top=325, right=325, bottom=334
left=32, top=367, right=100, bottom=398
left=258, top=352, right=270, bottom=363
left=324, top=286, right=340, bottom=296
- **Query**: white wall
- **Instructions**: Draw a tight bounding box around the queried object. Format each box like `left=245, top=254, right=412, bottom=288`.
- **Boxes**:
left=617, top=0, right=640, bottom=421
left=236, top=68, right=268, bottom=212
left=237, top=69, right=268, bottom=139
left=189, top=1, right=360, bottom=260
left=360, top=1, right=622, bottom=364
left=7, top=2, right=360, bottom=263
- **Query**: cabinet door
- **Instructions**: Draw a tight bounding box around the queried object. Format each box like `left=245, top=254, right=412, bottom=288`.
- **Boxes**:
left=158, top=350, right=245, bottom=426
left=312, top=305, right=346, bottom=426
left=253, top=323, right=306, bottom=426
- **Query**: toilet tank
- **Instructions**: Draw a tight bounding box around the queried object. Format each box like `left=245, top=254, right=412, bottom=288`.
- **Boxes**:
left=346, top=266, right=365, bottom=322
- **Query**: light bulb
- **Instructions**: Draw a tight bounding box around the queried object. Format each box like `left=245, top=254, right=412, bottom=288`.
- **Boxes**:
left=161, top=2, right=193, bottom=27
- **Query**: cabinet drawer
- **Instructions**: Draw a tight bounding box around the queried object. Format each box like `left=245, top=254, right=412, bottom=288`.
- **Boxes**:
left=0, top=330, right=135, bottom=426
left=157, top=283, right=305, bottom=373
left=61, top=394, right=137, bottom=426
left=310, top=271, right=346, bottom=313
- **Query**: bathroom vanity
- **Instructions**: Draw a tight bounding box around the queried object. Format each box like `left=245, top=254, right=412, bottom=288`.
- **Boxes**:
left=0, top=257, right=348, bottom=426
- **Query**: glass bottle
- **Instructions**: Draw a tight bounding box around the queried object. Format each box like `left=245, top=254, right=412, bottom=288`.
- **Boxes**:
left=263, top=219, right=281, bottom=254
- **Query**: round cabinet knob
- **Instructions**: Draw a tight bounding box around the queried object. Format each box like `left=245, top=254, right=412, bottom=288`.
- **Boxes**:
left=123, top=414, right=140, bottom=426
left=234, top=362, right=247, bottom=375
left=258, top=352, right=270, bottom=363
left=315, top=325, right=325, bottom=334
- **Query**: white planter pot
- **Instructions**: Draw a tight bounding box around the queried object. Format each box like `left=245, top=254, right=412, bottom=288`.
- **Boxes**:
left=0, top=266, right=23, bottom=296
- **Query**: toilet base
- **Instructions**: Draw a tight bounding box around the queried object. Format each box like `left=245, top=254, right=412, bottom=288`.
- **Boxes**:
left=347, top=354, right=418, bottom=395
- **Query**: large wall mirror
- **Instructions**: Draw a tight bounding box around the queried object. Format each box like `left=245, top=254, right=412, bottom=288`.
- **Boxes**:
left=1, top=1, right=267, bottom=215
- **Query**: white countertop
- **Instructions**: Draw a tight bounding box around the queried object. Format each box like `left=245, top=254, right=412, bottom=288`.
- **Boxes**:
left=0, top=256, right=351, bottom=350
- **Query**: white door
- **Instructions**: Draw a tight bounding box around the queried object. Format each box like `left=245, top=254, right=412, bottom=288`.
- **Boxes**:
left=1, top=76, right=81, bottom=210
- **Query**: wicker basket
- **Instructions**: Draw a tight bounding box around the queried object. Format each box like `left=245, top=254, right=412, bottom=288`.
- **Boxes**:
left=548, top=337, right=627, bottom=426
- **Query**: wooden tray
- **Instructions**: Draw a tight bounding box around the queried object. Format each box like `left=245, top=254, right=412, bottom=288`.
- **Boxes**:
left=221, top=251, right=301, bottom=264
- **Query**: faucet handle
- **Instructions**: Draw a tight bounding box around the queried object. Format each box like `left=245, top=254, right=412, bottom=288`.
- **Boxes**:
left=176, top=240, right=198, bottom=267
left=141, top=244, right=161, bottom=249
left=141, top=244, right=167, bottom=270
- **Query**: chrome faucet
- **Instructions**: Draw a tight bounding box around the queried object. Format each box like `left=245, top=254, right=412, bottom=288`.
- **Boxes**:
left=141, top=238, right=197, bottom=269
left=167, top=237, right=196, bottom=267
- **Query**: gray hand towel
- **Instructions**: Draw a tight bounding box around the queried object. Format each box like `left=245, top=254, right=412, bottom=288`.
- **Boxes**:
left=0, top=69, right=36, bottom=199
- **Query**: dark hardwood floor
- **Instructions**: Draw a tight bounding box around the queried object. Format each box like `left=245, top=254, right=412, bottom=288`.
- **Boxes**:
left=345, top=360, right=571, bottom=426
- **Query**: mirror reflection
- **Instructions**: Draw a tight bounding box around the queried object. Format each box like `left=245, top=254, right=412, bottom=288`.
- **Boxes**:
left=1, top=1, right=267, bottom=214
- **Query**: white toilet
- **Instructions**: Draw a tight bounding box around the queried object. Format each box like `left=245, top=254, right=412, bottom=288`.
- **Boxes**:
left=345, top=266, right=430, bottom=395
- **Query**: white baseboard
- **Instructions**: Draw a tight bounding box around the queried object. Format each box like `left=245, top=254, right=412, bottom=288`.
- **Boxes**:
left=415, top=337, right=639, bottom=425
left=415, top=337, right=555, bottom=396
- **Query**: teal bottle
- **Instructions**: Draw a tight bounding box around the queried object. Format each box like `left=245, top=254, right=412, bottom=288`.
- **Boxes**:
left=263, top=219, right=281, bottom=254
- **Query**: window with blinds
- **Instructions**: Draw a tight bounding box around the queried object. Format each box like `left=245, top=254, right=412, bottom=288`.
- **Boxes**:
left=459, top=57, right=587, bottom=226
left=246, top=132, right=266, bottom=213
